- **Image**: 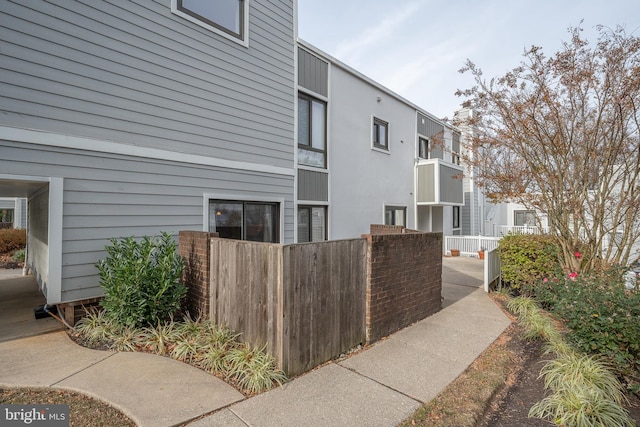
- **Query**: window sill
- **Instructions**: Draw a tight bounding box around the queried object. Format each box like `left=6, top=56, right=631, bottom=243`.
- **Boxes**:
left=371, top=146, right=391, bottom=155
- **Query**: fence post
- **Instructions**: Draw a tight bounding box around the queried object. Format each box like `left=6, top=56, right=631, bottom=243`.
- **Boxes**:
left=484, top=251, right=489, bottom=292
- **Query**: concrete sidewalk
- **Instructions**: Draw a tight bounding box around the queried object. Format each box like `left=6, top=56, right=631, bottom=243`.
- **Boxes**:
left=0, top=257, right=511, bottom=427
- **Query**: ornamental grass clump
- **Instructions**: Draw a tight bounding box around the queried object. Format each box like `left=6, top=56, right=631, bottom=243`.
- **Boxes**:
left=529, top=353, right=633, bottom=427
left=139, top=319, right=179, bottom=355
left=73, top=313, right=287, bottom=394
left=74, top=309, right=122, bottom=347
left=224, top=343, right=288, bottom=395
left=507, top=296, right=635, bottom=426
left=96, top=232, right=186, bottom=329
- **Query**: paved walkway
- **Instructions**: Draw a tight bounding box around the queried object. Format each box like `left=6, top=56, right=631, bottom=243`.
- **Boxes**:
left=0, top=257, right=511, bottom=427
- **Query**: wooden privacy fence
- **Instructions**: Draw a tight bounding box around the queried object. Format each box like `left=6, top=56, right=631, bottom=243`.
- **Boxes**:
left=209, top=237, right=367, bottom=377
left=179, top=228, right=442, bottom=377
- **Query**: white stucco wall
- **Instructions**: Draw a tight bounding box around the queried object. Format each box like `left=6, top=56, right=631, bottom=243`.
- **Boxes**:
left=328, top=65, right=417, bottom=239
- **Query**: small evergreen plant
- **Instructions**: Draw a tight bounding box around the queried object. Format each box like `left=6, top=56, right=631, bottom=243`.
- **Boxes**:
left=97, top=232, right=186, bottom=328
left=499, top=233, right=562, bottom=292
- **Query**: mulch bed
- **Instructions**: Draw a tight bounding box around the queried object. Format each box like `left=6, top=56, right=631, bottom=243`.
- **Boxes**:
left=480, top=296, right=640, bottom=426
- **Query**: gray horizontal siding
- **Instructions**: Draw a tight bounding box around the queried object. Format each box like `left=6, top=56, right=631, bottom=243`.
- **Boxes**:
left=1, top=140, right=295, bottom=302
left=0, top=0, right=295, bottom=168
left=298, top=169, right=328, bottom=201
left=0, top=200, right=14, bottom=209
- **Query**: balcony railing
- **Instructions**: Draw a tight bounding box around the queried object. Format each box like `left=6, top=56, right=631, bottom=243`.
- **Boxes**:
left=444, top=235, right=500, bottom=257
left=416, top=159, right=464, bottom=205
left=497, top=225, right=549, bottom=236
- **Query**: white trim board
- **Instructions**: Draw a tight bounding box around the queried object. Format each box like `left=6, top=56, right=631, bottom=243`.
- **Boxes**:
left=1, top=126, right=295, bottom=177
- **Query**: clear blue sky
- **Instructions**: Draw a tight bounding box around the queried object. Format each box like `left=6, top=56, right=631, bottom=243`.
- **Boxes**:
left=298, top=0, right=640, bottom=120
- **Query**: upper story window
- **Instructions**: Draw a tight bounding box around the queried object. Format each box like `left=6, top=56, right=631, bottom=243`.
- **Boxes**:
left=418, top=137, right=429, bottom=159
left=172, top=0, right=246, bottom=44
left=452, top=150, right=461, bottom=165
left=373, top=118, right=389, bottom=150
left=298, top=93, right=326, bottom=168
left=452, top=132, right=461, bottom=165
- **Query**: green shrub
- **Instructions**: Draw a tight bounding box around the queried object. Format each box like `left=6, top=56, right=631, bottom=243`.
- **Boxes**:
left=12, top=248, right=25, bottom=262
left=0, top=228, right=26, bottom=254
left=535, top=270, right=640, bottom=385
left=97, top=232, right=186, bottom=328
left=498, top=234, right=562, bottom=292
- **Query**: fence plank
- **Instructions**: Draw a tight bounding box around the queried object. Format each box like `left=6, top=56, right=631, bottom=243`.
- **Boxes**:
left=206, top=235, right=429, bottom=376
left=280, top=240, right=366, bottom=376
left=210, top=239, right=282, bottom=358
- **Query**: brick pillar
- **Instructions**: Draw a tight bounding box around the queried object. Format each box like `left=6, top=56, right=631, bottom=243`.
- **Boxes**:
left=365, top=231, right=442, bottom=344
left=178, top=231, right=217, bottom=318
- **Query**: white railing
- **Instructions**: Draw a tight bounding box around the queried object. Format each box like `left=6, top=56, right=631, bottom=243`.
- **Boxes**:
left=484, top=247, right=501, bottom=292
left=444, top=235, right=500, bottom=257
left=498, top=225, right=549, bottom=236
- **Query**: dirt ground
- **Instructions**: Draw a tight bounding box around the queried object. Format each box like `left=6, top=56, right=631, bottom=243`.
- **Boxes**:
left=0, top=252, right=22, bottom=269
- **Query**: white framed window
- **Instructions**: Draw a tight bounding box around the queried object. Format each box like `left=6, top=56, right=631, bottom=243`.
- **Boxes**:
left=452, top=150, right=461, bottom=165
left=171, top=0, right=248, bottom=46
left=372, top=117, right=389, bottom=151
left=385, top=206, right=406, bottom=226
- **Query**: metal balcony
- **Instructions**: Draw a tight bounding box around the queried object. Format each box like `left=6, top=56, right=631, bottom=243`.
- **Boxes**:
left=416, top=159, right=464, bottom=205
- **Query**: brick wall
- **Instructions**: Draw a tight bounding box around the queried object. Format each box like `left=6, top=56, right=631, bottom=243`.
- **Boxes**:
left=178, top=227, right=443, bottom=372
left=178, top=230, right=218, bottom=318
left=365, top=230, right=442, bottom=343
left=369, top=224, right=406, bottom=235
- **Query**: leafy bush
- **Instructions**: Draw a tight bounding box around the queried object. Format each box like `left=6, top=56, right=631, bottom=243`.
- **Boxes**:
left=12, top=248, right=25, bottom=262
left=535, top=270, right=640, bottom=387
left=97, top=232, right=186, bottom=328
left=0, top=228, right=26, bottom=254
left=498, top=234, right=562, bottom=292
